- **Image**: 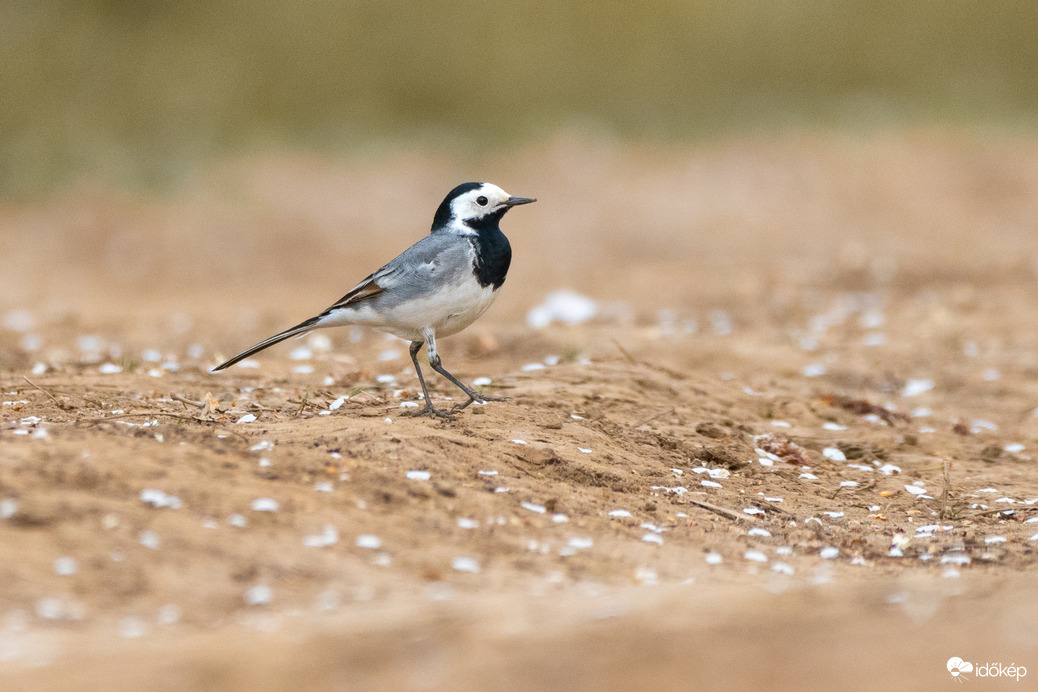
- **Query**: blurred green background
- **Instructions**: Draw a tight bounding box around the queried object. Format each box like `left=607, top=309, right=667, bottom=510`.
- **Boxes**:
left=2, top=0, right=1036, bottom=195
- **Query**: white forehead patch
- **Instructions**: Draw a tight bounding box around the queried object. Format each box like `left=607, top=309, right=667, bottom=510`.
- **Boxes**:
left=451, top=183, right=512, bottom=220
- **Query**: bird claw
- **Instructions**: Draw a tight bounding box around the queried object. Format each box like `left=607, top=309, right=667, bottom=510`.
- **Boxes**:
left=405, top=404, right=457, bottom=420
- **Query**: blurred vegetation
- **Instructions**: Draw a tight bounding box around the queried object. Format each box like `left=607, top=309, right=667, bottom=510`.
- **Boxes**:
left=2, top=0, right=1037, bottom=194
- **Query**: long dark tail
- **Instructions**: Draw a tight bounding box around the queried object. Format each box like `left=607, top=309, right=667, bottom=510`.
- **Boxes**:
left=211, top=316, right=321, bottom=372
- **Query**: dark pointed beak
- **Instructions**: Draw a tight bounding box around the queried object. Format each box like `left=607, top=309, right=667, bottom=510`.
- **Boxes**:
left=504, top=196, right=536, bottom=207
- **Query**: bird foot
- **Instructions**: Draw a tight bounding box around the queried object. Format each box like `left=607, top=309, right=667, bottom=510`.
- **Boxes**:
left=405, top=403, right=457, bottom=420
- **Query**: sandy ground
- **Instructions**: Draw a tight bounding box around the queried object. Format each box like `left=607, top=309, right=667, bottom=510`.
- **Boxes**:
left=2, top=131, right=1038, bottom=689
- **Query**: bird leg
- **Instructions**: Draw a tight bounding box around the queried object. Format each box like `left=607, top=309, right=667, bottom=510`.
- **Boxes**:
left=405, top=340, right=454, bottom=419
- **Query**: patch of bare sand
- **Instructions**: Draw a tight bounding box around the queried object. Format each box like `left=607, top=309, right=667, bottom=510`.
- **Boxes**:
left=2, top=131, right=1038, bottom=688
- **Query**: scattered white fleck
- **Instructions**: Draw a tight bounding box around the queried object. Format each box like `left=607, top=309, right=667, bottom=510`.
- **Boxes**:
left=1029, top=533, right=1038, bottom=541
left=634, top=566, right=659, bottom=585
left=0, top=498, right=17, bottom=518
left=32, top=362, right=47, bottom=375
left=823, top=447, right=846, bottom=461
left=544, top=355, right=561, bottom=366
left=570, top=413, right=584, bottom=420
left=511, top=439, right=527, bottom=445
left=314, top=482, right=333, bottom=493
left=578, top=447, right=592, bottom=454
left=823, top=512, right=844, bottom=518
left=244, top=585, right=273, bottom=606
left=941, top=553, right=971, bottom=565
left=289, top=346, right=312, bottom=360
left=54, top=557, right=78, bottom=575
left=99, top=363, right=123, bottom=374
left=383, top=417, right=393, bottom=424
left=982, top=368, right=1001, bottom=381
left=942, top=568, right=961, bottom=578
left=119, top=616, right=147, bottom=639
left=862, top=332, right=886, bottom=346
left=375, top=374, right=396, bottom=384
left=355, top=534, right=383, bottom=550
left=756, top=457, right=774, bottom=467
left=398, top=401, right=419, bottom=408
left=771, top=562, right=794, bottom=575
left=904, top=485, right=926, bottom=496
left=984, top=536, right=1006, bottom=544
left=803, top=363, right=826, bottom=377
left=406, top=470, right=431, bottom=481
left=139, top=530, right=160, bottom=550
left=608, top=509, right=632, bottom=518
left=157, top=604, right=181, bottom=626
left=822, top=422, right=847, bottom=431
left=140, top=489, right=182, bottom=509
left=451, top=556, right=480, bottom=573
left=877, top=464, right=901, bottom=475
left=251, top=498, right=279, bottom=512
left=770, top=420, right=791, bottom=428
left=238, top=359, right=260, bottom=368
left=839, top=481, right=859, bottom=488
left=521, top=362, right=546, bottom=371
left=477, top=469, right=498, bottom=476
left=3, top=309, right=35, bottom=332
left=303, top=525, right=339, bottom=548
left=521, top=502, right=546, bottom=514
left=291, top=365, right=314, bottom=374
left=847, top=463, right=872, bottom=472
left=236, top=413, right=257, bottom=424
left=971, top=419, right=998, bottom=433
left=1004, top=443, right=1025, bottom=454
left=329, top=396, right=346, bottom=411
left=819, top=547, right=839, bottom=559
left=701, top=480, right=722, bottom=489
left=457, top=518, right=479, bottom=530
left=765, top=497, right=784, bottom=503
left=799, top=472, right=818, bottom=480
left=526, top=290, right=597, bottom=328
left=377, top=349, right=401, bottom=361
left=743, top=507, right=765, bottom=516
left=494, top=487, right=510, bottom=493
left=568, top=537, right=594, bottom=550
left=250, top=440, right=274, bottom=451
left=744, top=550, right=768, bottom=563
left=748, top=527, right=771, bottom=537
left=472, top=377, right=492, bottom=386
left=705, top=552, right=723, bottom=565
left=805, top=517, right=822, bottom=526
left=902, top=379, right=934, bottom=397
left=552, top=513, right=569, bottom=523
left=642, top=533, right=664, bottom=545
left=975, top=488, right=998, bottom=494
left=228, top=514, right=248, bottom=528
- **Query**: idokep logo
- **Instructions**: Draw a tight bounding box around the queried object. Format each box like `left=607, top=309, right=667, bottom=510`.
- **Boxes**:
left=947, top=657, right=1028, bottom=682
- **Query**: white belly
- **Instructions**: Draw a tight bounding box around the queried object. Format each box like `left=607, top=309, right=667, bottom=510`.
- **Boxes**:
left=322, top=280, right=500, bottom=342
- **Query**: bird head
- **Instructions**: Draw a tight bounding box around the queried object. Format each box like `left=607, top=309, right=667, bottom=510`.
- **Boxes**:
left=432, top=182, right=535, bottom=232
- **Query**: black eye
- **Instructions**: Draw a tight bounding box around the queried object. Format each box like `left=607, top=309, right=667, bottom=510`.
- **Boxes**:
left=476, top=196, right=488, bottom=206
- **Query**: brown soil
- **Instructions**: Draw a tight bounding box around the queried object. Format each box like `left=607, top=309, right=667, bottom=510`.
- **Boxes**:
left=2, top=131, right=1038, bottom=690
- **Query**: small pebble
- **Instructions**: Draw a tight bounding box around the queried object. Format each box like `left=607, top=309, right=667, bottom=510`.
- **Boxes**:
left=244, top=585, right=273, bottom=606
left=251, top=498, right=279, bottom=512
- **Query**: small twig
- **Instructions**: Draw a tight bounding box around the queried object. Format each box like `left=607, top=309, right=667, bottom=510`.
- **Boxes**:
left=610, top=339, right=636, bottom=365
left=78, top=411, right=216, bottom=424
left=631, top=406, right=674, bottom=428
left=171, top=393, right=205, bottom=409
left=969, top=506, right=1038, bottom=518
left=22, top=376, right=72, bottom=410
left=687, top=498, right=754, bottom=522
left=939, top=460, right=952, bottom=520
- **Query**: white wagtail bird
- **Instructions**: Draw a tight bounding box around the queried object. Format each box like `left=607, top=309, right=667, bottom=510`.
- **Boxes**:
left=212, top=182, right=535, bottom=418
